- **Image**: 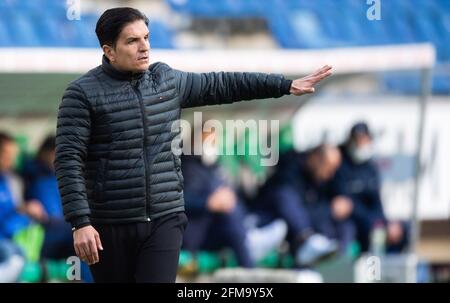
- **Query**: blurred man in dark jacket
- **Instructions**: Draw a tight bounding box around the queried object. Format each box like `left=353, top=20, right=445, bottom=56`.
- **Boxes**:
left=23, top=136, right=62, bottom=221
left=182, top=128, right=287, bottom=267
left=255, top=144, right=355, bottom=266
left=333, top=122, right=407, bottom=253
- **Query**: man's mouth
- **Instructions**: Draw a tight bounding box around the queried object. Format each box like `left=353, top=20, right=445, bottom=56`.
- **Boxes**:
left=138, top=56, right=148, bottom=61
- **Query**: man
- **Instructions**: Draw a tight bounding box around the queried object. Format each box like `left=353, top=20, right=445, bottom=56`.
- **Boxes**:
left=21, top=135, right=93, bottom=282
left=181, top=128, right=287, bottom=268
left=0, top=132, right=36, bottom=282
left=0, top=238, right=25, bottom=283
left=0, top=132, right=89, bottom=282
left=55, top=7, right=332, bottom=282
left=254, top=145, right=355, bottom=266
left=22, top=136, right=61, bottom=222
left=0, top=133, right=31, bottom=243
left=333, top=122, right=407, bottom=253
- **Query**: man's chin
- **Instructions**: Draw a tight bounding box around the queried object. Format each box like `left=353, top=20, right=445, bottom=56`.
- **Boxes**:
left=134, top=62, right=150, bottom=73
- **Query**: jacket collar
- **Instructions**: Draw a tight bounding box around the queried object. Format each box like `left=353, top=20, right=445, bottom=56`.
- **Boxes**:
left=101, top=55, right=145, bottom=81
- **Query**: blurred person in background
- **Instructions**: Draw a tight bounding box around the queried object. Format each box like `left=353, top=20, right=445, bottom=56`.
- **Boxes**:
left=21, top=135, right=93, bottom=282
left=0, top=239, right=25, bottom=283
left=253, top=144, right=355, bottom=266
left=0, top=132, right=26, bottom=282
left=55, top=7, right=332, bottom=282
left=181, top=127, right=287, bottom=268
left=22, top=135, right=61, bottom=222
left=0, top=132, right=33, bottom=245
left=333, top=122, right=408, bottom=253
left=1, top=132, right=92, bottom=282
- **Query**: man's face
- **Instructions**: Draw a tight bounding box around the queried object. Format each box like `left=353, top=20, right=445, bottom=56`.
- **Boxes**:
left=311, top=148, right=341, bottom=183
left=348, top=133, right=374, bottom=164
left=104, top=20, right=150, bottom=73
left=0, top=141, right=19, bottom=172
left=40, top=149, right=56, bottom=170
left=353, top=133, right=372, bottom=149
left=201, top=129, right=219, bottom=166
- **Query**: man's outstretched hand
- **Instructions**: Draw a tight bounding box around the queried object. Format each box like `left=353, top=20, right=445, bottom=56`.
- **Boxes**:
left=290, top=65, right=333, bottom=95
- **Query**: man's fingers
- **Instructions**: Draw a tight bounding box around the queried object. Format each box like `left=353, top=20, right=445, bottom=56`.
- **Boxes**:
left=74, top=245, right=82, bottom=259
left=81, top=244, right=90, bottom=264
left=313, top=66, right=327, bottom=75
left=309, top=70, right=332, bottom=84
left=291, top=65, right=332, bottom=96
left=76, top=244, right=88, bottom=262
left=95, top=234, right=103, bottom=251
left=89, top=240, right=99, bottom=264
left=316, top=71, right=332, bottom=81
left=81, top=244, right=93, bottom=265
left=302, top=87, right=315, bottom=94
left=313, top=65, right=332, bottom=76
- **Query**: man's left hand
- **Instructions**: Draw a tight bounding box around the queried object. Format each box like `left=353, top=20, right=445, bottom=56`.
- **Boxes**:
left=331, top=195, right=353, bottom=221
left=290, top=65, right=333, bottom=95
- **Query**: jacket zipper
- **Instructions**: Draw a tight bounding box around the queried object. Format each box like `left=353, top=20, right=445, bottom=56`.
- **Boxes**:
left=131, top=79, right=151, bottom=222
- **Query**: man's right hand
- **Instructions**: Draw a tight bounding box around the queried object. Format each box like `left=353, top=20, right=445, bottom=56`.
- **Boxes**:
left=73, top=225, right=103, bottom=265
left=24, top=199, right=48, bottom=223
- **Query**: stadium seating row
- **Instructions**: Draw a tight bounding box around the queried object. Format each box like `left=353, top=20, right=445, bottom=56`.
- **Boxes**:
left=0, top=0, right=448, bottom=93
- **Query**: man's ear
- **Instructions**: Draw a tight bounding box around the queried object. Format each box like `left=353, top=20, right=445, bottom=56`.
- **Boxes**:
left=102, top=45, right=115, bottom=62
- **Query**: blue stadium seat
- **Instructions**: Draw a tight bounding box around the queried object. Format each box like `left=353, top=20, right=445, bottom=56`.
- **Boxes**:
left=76, top=14, right=100, bottom=48
left=0, top=18, right=14, bottom=47
left=31, top=12, right=64, bottom=47
left=382, top=66, right=450, bottom=95
left=167, top=0, right=269, bottom=18
left=4, top=11, right=41, bottom=46
left=149, top=21, right=175, bottom=49
left=0, top=0, right=448, bottom=93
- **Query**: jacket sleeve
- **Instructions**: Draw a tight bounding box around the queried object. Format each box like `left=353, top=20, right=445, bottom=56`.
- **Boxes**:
left=54, top=83, right=92, bottom=229
left=175, top=70, right=292, bottom=108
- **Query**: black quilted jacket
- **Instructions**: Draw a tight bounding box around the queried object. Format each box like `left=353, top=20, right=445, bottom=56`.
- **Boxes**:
left=55, top=56, right=292, bottom=228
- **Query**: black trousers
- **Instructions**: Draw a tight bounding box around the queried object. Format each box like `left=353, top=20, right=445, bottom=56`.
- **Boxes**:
left=89, top=211, right=188, bottom=283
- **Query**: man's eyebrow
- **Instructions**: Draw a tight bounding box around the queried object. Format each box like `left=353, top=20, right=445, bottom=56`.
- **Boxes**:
left=125, top=33, right=149, bottom=41
left=127, top=32, right=150, bottom=40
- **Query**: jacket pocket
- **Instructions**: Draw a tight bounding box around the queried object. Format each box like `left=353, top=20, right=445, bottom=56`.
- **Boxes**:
left=172, top=154, right=184, bottom=191
left=94, top=158, right=108, bottom=203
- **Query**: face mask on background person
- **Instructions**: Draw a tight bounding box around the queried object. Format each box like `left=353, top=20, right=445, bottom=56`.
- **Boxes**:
left=348, top=142, right=373, bottom=164
left=202, top=140, right=219, bottom=166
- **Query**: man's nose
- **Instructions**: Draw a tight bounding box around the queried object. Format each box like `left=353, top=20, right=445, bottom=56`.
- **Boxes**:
left=139, top=38, right=149, bottom=51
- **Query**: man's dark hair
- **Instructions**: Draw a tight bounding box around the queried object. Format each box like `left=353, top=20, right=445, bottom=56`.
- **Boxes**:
left=95, top=7, right=149, bottom=48
left=349, top=121, right=371, bottom=139
left=0, top=132, right=14, bottom=153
